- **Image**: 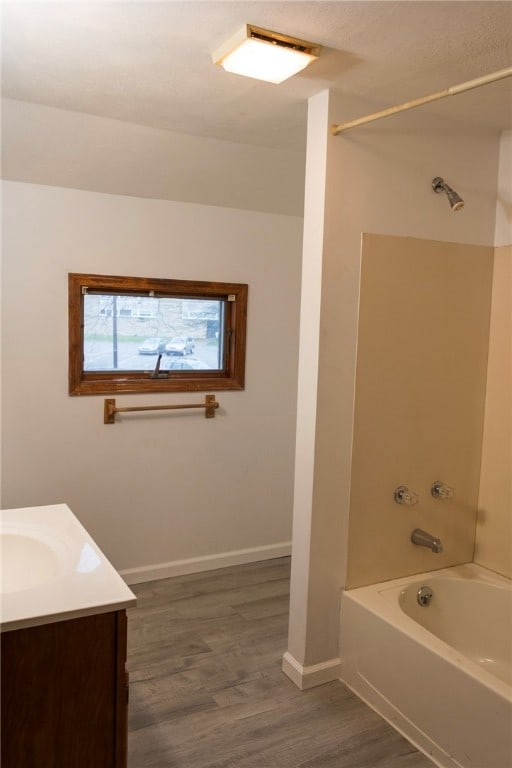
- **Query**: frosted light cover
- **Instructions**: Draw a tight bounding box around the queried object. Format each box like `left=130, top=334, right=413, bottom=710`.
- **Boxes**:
left=220, top=37, right=317, bottom=84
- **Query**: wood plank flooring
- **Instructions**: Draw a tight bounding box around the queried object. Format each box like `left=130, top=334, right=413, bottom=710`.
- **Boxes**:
left=127, top=557, right=433, bottom=768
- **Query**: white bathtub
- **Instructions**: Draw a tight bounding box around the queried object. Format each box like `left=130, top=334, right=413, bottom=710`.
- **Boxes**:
left=340, top=563, right=512, bottom=768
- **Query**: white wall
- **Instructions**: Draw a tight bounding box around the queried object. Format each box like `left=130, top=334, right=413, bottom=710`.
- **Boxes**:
left=1, top=99, right=306, bottom=217
left=285, top=89, right=501, bottom=681
left=1, top=181, right=302, bottom=578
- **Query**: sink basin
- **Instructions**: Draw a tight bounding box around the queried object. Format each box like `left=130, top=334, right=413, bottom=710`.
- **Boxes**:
left=1, top=533, right=61, bottom=593
left=1, top=504, right=136, bottom=632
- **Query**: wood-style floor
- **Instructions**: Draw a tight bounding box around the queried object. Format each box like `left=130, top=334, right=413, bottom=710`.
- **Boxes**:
left=127, top=557, right=433, bottom=768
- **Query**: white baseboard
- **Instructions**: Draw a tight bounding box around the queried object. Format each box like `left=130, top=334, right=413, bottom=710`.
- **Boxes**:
left=282, top=651, right=341, bottom=690
left=119, top=541, right=292, bottom=585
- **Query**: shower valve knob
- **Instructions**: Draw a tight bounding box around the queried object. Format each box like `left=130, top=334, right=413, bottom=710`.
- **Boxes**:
left=431, top=481, right=454, bottom=500
left=394, top=486, right=419, bottom=506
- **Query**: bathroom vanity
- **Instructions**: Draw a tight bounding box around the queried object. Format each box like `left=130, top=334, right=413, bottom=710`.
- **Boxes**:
left=0, top=504, right=136, bottom=768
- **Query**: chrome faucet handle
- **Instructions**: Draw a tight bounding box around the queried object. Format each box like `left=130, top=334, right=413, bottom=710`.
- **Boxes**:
left=394, top=486, right=419, bottom=506
left=431, top=481, right=454, bottom=500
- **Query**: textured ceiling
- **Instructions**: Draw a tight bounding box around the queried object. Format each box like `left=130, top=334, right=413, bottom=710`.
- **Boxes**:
left=2, top=1, right=511, bottom=151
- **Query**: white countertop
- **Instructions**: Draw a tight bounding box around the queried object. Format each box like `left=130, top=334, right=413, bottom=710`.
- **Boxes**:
left=0, top=503, right=136, bottom=632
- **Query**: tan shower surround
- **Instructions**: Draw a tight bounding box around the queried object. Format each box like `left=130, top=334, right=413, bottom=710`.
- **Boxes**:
left=475, top=245, right=512, bottom=579
left=346, top=233, right=494, bottom=589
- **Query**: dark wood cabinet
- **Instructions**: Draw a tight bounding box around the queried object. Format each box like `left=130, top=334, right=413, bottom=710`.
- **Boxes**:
left=1, top=610, right=129, bottom=768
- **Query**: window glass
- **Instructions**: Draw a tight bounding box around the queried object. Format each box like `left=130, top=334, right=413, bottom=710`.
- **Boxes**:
left=83, top=295, right=225, bottom=372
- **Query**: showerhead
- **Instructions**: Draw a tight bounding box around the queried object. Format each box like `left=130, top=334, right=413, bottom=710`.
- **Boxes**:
left=432, top=177, right=464, bottom=212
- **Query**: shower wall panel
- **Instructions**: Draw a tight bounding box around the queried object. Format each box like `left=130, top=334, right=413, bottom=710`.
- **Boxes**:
left=346, top=233, right=493, bottom=588
left=476, top=244, right=512, bottom=579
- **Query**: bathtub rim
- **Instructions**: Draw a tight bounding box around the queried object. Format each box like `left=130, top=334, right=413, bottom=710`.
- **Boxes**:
left=342, top=562, right=511, bottom=703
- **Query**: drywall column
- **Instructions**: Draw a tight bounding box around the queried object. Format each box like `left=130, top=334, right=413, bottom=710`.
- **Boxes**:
left=283, top=90, right=354, bottom=689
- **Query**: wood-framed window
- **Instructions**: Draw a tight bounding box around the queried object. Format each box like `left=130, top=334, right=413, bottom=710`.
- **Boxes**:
left=69, top=273, right=248, bottom=396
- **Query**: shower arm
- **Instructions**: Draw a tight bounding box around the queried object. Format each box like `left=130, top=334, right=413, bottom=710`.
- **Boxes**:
left=331, top=66, right=512, bottom=135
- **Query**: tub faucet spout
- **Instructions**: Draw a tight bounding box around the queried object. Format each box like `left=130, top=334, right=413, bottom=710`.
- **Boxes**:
left=411, top=528, right=443, bottom=554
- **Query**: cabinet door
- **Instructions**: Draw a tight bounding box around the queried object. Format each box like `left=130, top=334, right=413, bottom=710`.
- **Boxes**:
left=115, top=609, right=129, bottom=768
left=1, top=611, right=128, bottom=768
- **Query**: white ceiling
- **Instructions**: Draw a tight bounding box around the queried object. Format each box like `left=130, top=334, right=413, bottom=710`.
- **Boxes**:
left=2, top=1, right=512, bottom=152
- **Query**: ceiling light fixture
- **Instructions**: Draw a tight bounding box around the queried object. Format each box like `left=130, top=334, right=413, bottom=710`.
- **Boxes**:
left=212, top=24, right=321, bottom=84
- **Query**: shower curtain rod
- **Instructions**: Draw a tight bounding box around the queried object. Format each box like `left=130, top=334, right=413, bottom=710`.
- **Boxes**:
left=330, top=66, right=512, bottom=135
